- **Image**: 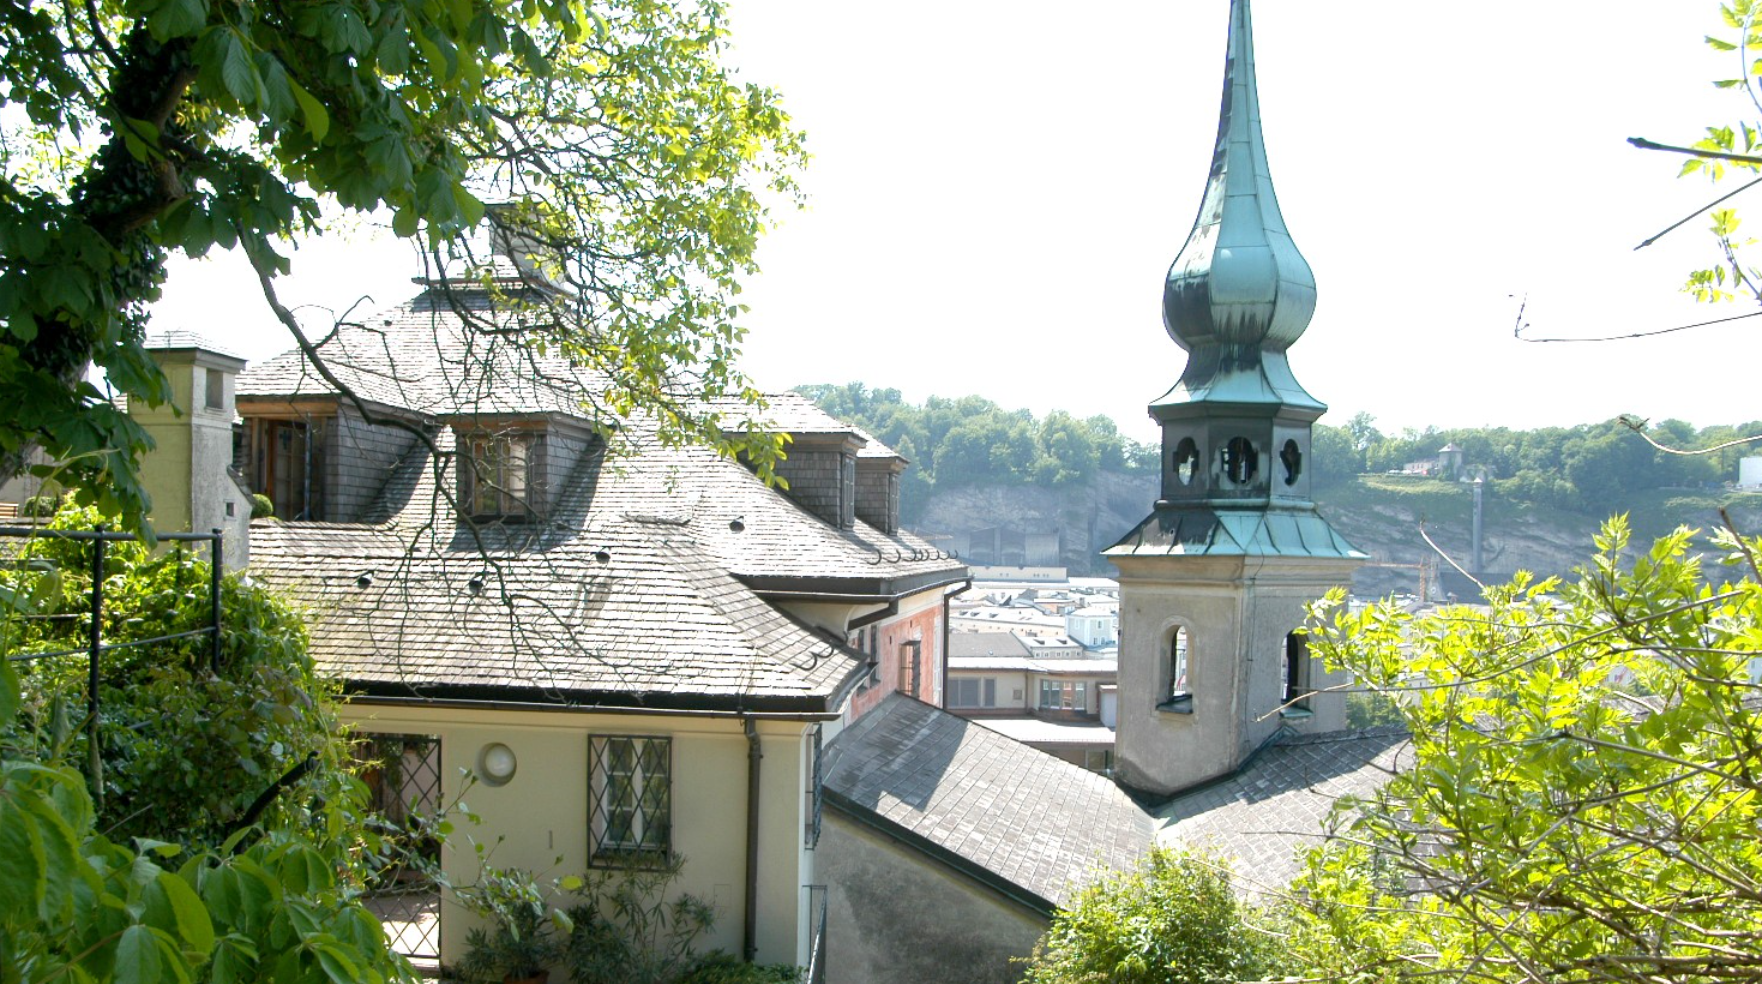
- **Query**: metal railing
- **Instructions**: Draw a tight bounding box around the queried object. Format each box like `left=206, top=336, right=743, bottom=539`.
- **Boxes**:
left=804, top=884, right=828, bottom=984
left=2, top=524, right=225, bottom=805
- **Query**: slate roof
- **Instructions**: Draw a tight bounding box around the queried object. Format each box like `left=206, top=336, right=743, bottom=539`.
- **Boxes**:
left=238, top=290, right=605, bottom=418
left=950, top=632, right=1030, bottom=659
left=254, top=517, right=865, bottom=708
left=240, top=280, right=963, bottom=708
left=824, top=694, right=1154, bottom=911
left=241, top=285, right=963, bottom=591
left=1155, top=728, right=1411, bottom=892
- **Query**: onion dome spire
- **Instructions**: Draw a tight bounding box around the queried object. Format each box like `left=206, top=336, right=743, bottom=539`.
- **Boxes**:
left=1158, top=0, right=1320, bottom=412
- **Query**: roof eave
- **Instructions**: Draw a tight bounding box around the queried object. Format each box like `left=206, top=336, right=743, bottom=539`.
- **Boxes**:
left=342, top=679, right=844, bottom=715
left=740, top=568, right=970, bottom=603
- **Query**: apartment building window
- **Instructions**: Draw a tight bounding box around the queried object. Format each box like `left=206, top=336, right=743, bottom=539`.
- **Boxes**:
left=1039, top=679, right=1087, bottom=712
left=589, top=735, right=670, bottom=865
left=949, top=678, right=996, bottom=708
left=898, top=640, right=921, bottom=694
left=464, top=432, right=538, bottom=518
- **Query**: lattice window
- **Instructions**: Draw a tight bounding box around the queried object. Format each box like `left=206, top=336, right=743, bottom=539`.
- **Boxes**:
left=590, top=735, right=671, bottom=865
left=354, top=733, right=444, bottom=962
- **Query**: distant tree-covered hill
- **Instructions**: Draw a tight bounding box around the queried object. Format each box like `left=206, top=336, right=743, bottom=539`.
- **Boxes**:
left=792, top=383, right=1157, bottom=524
left=795, top=384, right=1762, bottom=581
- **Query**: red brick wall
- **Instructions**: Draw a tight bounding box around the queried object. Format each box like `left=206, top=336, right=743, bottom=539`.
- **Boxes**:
left=848, top=603, right=944, bottom=720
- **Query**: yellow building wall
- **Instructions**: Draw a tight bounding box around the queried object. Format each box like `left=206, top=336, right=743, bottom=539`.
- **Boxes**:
left=338, top=701, right=825, bottom=972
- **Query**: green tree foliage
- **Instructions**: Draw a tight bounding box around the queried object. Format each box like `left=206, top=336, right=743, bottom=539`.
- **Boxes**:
left=1295, top=518, right=1762, bottom=984
left=791, top=384, right=1158, bottom=520
left=0, top=508, right=411, bottom=984
left=1023, top=849, right=1278, bottom=984
left=797, top=387, right=1758, bottom=525
left=4, top=507, right=337, bottom=846
left=0, top=0, right=804, bottom=530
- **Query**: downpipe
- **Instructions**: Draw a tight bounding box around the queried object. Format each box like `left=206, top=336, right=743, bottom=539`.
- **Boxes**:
left=744, top=715, right=762, bottom=962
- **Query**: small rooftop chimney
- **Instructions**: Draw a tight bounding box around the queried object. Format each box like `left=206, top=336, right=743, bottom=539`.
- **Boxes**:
left=136, top=334, right=253, bottom=569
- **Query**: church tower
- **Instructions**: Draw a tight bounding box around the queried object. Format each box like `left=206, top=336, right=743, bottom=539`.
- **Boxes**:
left=1106, top=0, right=1364, bottom=798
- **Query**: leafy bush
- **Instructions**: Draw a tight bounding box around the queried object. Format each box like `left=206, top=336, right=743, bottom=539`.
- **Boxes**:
left=563, top=860, right=721, bottom=984
left=456, top=866, right=569, bottom=982
left=676, top=953, right=803, bottom=984
left=250, top=493, right=275, bottom=519
left=0, top=506, right=411, bottom=984
left=3, top=505, right=336, bottom=846
left=1023, top=849, right=1276, bottom=984
left=20, top=492, right=62, bottom=517
left=1297, top=518, right=1762, bottom=984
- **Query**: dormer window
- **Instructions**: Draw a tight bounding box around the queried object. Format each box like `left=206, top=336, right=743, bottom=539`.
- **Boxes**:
left=245, top=416, right=329, bottom=520
left=463, top=432, right=540, bottom=519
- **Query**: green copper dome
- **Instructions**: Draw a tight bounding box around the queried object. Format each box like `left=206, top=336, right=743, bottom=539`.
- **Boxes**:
left=1158, top=0, right=1321, bottom=412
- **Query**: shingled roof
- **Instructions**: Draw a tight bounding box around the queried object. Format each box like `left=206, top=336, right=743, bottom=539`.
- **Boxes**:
left=253, top=517, right=864, bottom=710
left=1156, top=728, right=1411, bottom=891
left=241, top=279, right=963, bottom=708
left=823, top=694, right=1154, bottom=912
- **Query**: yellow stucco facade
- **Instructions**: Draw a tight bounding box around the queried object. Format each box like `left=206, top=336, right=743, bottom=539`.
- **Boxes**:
left=338, top=700, right=831, bottom=971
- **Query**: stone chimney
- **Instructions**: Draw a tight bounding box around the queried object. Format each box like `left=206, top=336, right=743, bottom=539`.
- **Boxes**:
left=135, top=334, right=252, bottom=569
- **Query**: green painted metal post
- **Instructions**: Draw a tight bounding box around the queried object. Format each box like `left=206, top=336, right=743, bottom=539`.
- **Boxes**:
left=87, top=526, right=104, bottom=808
left=210, top=529, right=223, bottom=674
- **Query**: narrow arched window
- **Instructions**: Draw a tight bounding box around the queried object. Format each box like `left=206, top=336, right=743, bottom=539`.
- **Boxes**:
left=1171, top=627, right=1190, bottom=697
left=1160, top=627, right=1194, bottom=714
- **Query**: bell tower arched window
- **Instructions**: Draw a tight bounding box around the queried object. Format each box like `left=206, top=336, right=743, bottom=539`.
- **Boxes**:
left=1159, top=626, right=1194, bottom=714
left=1281, top=631, right=1311, bottom=712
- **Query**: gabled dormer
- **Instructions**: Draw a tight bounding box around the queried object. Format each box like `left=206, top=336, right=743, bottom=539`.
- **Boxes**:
left=853, top=431, right=905, bottom=535
left=721, top=393, right=868, bottom=531
left=446, top=412, right=600, bottom=521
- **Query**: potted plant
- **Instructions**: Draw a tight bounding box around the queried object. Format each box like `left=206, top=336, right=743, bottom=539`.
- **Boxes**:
left=456, top=865, right=570, bottom=984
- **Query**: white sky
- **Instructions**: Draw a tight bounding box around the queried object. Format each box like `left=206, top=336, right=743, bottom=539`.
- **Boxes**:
left=152, top=0, right=1762, bottom=444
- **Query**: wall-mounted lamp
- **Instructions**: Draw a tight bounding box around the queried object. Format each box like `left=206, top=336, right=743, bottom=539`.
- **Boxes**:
left=477, top=742, right=518, bottom=786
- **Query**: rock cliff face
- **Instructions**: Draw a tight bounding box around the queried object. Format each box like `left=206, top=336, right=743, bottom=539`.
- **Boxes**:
left=914, top=472, right=1157, bottom=576
left=911, top=474, right=1762, bottom=593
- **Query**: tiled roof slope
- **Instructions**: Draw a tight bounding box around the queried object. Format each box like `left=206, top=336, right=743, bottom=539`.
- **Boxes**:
left=238, top=288, right=961, bottom=591
left=586, top=442, right=953, bottom=586
left=1155, top=728, right=1411, bottom=892
left=949, top=632, right=1031, bottom=659
left=824, top=694, right=1154, bottom=910
left=707, top=393, right=903, bottom=459
left=251, top=517, right=865, bottom=709
left=237, top=290, right=608, bottom=418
